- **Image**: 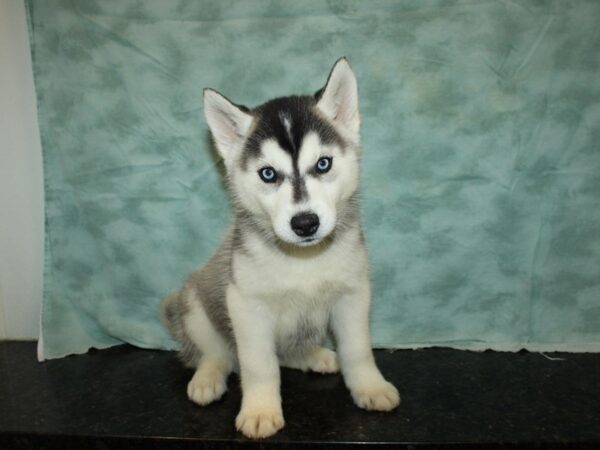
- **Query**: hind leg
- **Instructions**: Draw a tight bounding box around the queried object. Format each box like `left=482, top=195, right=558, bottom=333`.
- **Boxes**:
left=281, top=346, right=339, bottom=374
left=183, top=292, right=235, bottom=406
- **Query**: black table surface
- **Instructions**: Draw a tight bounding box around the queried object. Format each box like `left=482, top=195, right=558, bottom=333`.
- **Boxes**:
left=0, top=341, right=599, bottom=449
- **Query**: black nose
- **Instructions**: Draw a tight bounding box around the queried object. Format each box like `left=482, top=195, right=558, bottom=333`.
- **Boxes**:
left=290, top=212, right=320, bottom=237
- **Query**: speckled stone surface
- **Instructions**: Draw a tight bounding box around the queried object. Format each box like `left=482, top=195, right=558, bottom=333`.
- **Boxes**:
left=1, top=341, right=599, bottom=448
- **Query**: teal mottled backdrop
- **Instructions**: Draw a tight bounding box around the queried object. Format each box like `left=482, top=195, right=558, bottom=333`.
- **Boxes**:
left=27, top=0, right=600, bottom=359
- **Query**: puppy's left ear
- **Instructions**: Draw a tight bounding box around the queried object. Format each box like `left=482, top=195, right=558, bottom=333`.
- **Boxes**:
left=315, top=57, right=360, bottom=139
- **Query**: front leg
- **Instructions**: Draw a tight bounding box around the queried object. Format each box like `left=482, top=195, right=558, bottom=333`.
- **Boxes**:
left=331, top=280, right=400, bottom=411
left=227, top=285, right=284, bottom=439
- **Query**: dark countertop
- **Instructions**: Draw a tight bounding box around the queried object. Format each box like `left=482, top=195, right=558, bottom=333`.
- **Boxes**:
left=0, top=341, right=599, bottom=449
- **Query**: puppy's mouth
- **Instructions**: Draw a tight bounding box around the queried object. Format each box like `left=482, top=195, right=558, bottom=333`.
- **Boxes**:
left=278, top=235, right=324, bottom=248
left=296, top=233, right=335, bottom=247
left=298, top=237, right=318, bottom=246
left=274, top=230, right=337, bottom=253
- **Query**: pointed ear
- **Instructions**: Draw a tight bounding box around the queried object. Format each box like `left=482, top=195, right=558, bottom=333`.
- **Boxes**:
left=315, top=57, right=360, bottom=138
left=203, top=88, right=253, bottom=162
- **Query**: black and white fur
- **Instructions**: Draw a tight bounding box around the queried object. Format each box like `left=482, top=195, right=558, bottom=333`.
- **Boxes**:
left=162, top=58, right=400, bottom=439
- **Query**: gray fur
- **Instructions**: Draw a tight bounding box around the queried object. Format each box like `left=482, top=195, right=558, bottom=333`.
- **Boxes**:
left=161, top=232, right=236, bottom=367
left=185, top=233, right=236, bottom=346
left=161, top=291, right=201, bottom=368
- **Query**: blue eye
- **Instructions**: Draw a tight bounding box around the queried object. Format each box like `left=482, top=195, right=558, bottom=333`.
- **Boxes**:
left=258, top=166, right=278, bottom=183
left=315, top=157, right=332, bottom=174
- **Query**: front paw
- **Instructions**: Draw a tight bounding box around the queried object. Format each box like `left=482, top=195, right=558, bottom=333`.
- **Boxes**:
left=351, top=380, right=400, bottom=411
left=235, top=406, right=285, bottom=439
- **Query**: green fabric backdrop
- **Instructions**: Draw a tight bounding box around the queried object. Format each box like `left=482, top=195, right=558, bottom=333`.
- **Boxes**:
left=27, top=0, right=600, bottom=359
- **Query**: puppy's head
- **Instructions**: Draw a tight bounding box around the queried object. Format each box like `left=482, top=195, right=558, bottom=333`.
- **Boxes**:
left=204, top=58, right=361, bottom=247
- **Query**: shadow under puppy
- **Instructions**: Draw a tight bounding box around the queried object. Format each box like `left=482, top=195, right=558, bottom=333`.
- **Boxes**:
left=162, top=57, right=400, bottom=439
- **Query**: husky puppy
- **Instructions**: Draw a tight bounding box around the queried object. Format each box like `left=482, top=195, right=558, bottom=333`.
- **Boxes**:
left=162, top=57, right=400, bottom=439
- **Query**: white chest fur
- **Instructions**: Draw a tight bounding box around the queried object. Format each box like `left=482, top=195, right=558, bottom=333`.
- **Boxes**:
left=232, top=228, right=367, bottom=355
left=233, top=228, right=366, bottom=299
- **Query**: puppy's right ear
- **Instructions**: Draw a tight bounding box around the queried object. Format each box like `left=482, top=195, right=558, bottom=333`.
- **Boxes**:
left=203, top=89, right=253, bottom=163
left=315, top=57, right=360, bottom=141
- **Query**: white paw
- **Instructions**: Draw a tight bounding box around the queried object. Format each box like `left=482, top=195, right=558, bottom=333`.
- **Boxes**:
left=187, top=369, right=227, bottom=406
left=235, top=406, right=285, bottom=439
left=308, top=348, right=339, bottom=374
left=351, top=380, right=400, bottom=411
